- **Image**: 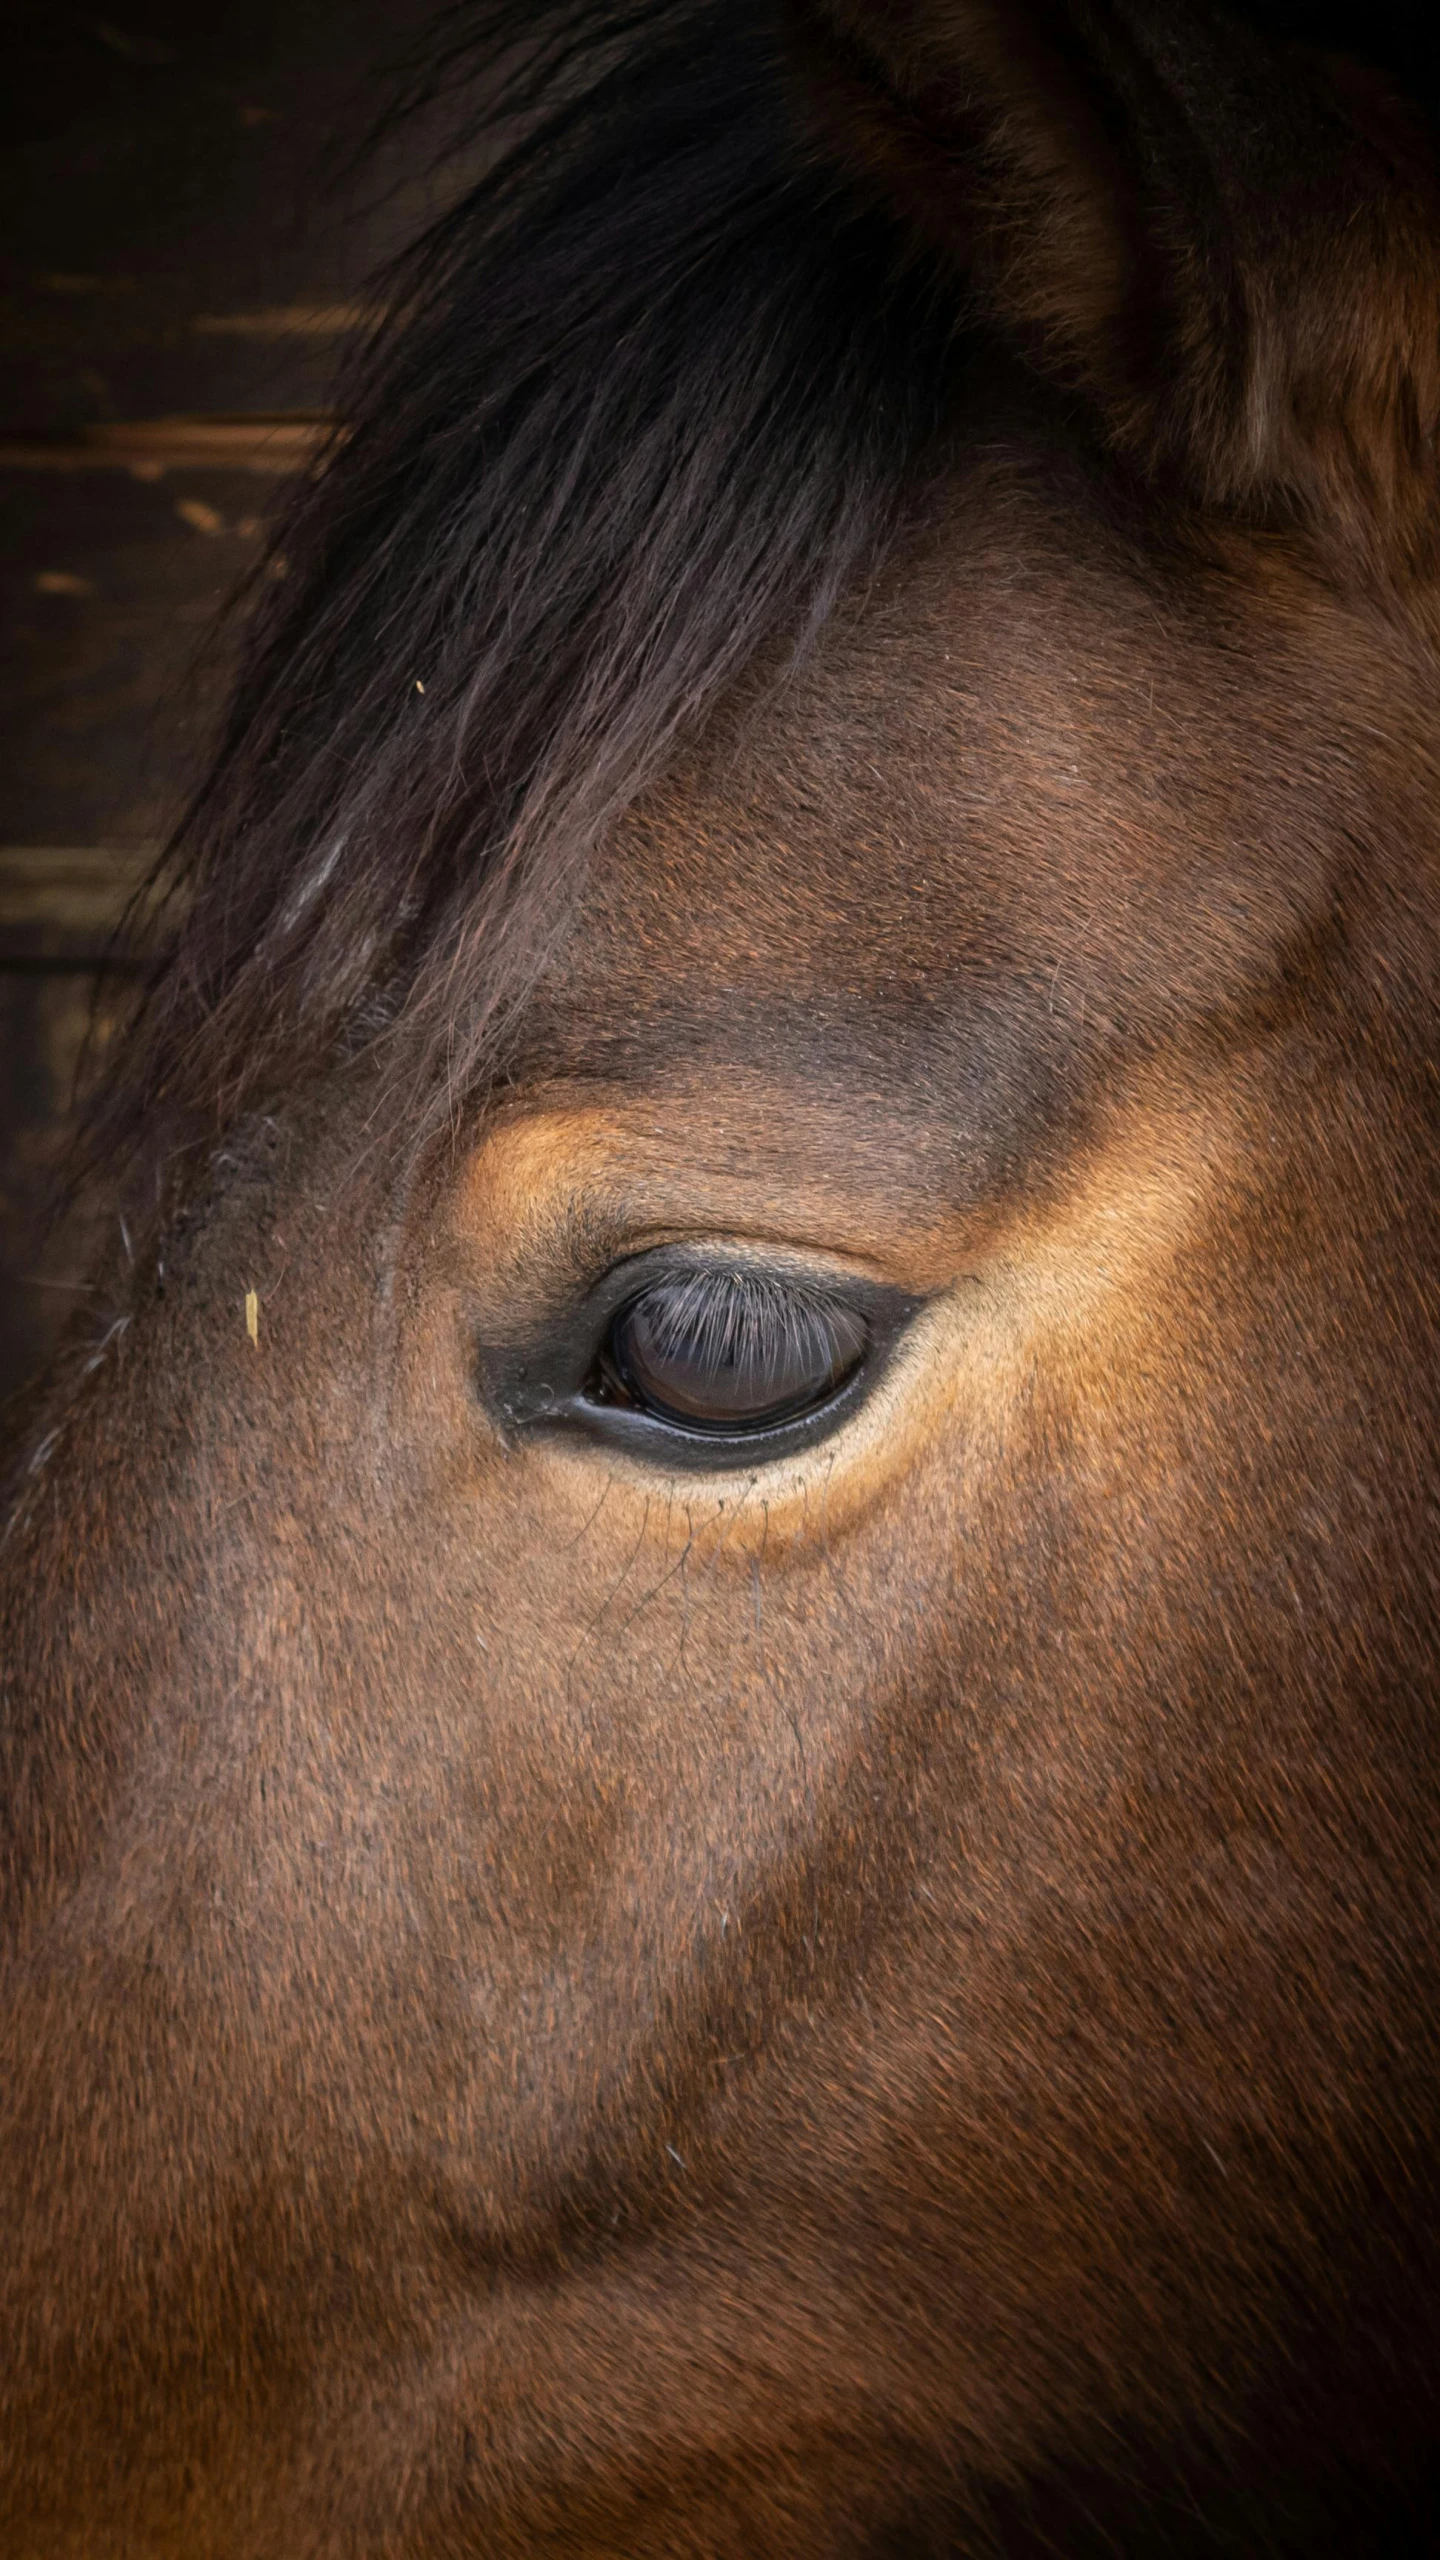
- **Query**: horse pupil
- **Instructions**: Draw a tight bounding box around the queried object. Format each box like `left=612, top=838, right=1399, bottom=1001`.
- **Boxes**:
left=610, top=1276, right=866, bottom=1431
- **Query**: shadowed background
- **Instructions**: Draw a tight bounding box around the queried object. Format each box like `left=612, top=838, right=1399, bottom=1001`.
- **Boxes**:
left=0, top=1, right=440, bottom=1407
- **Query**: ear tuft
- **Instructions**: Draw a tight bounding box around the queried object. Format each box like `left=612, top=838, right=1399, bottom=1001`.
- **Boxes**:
left=792, top=0, right=1440, bottom=577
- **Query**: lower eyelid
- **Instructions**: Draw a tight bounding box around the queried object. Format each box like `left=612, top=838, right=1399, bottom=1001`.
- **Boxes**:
left=559, top=1354, right=877, bottom=1465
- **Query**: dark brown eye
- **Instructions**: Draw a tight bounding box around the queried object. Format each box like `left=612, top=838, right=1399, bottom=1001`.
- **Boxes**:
left=603, top=1269, right=868, bottom=1434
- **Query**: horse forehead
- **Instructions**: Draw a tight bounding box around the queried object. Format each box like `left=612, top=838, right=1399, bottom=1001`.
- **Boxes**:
left=531, top=457, right=1315, bottom=1091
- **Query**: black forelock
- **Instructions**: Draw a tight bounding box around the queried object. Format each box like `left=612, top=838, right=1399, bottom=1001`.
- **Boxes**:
left=92, top=0, right=956, bottom=1179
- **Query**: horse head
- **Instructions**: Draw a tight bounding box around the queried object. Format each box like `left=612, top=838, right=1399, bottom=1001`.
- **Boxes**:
left=4, top=3, right=1440, bottom=2549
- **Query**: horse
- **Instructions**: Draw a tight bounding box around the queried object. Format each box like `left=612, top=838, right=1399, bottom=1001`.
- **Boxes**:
left=5, top=0, right=1440, bottom=2548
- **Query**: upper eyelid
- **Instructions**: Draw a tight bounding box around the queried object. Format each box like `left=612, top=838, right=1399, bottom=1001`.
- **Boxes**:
left=572, top=1240, right=921, bottom=1327
left=575, top=1219, right=916, bottom=1283
left=625, top=1266, right=865, bottom=1341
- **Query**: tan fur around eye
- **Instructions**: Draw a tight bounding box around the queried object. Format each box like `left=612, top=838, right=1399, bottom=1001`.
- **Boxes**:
left=467, top=1075, right=1237, bottom=1563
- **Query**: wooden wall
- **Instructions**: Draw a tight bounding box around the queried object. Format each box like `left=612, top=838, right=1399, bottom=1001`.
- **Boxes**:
left=0, top=1, right=436, bottom=1406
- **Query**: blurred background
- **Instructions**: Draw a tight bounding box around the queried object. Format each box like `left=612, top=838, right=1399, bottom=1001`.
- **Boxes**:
left=0, top=0, right=440, bottom=1406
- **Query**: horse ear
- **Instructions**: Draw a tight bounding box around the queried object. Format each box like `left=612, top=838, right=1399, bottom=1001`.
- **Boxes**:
left=792, top=0, right=1440, bottom=574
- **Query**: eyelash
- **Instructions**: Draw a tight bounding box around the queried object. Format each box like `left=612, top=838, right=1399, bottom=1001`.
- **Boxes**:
left=594, top=1266, right=866, bottom=1424
left=614, top=1267, right=844, bottom=1370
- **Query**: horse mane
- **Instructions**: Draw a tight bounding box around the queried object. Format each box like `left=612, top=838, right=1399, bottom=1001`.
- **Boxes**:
left=92, top=0, right=957, bottom=1180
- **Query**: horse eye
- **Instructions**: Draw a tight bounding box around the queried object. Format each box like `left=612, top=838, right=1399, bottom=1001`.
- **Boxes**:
left=601, top=1269, right=868, bottom=1434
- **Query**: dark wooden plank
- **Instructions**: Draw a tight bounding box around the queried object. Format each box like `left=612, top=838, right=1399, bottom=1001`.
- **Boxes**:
left=0, top=459, right=281, bottom=851
left=0, top=415, right=331, bottom=470
left=0, top=0, right=445, bottom=1397
left=0, top=2, right=432, bottom=431
left=0, top=845, right=158, bottom=961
